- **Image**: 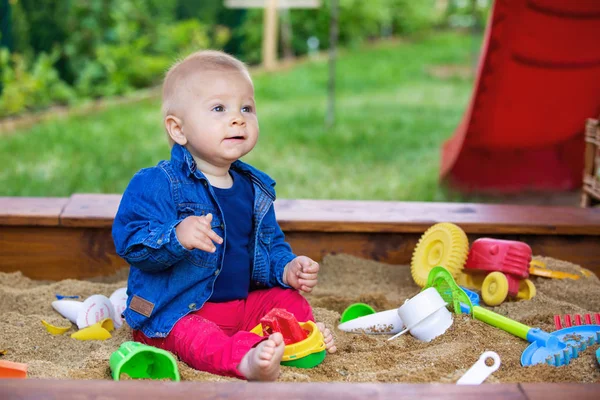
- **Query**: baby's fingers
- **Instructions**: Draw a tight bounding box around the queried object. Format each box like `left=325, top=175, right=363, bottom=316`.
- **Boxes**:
left=301, top=262, right=319, bottom=274
left=298, top=271, right=318, bottom=280
left=190, top=237, right=217, bottom=253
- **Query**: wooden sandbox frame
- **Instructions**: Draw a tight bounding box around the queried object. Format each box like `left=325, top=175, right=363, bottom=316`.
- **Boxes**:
left=582, top=116, right=600, bottom=208
left=1, top=195, right=600, bottom=399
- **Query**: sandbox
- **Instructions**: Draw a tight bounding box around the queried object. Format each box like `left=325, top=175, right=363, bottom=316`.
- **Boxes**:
left=1, top=195, right=599, bottom=399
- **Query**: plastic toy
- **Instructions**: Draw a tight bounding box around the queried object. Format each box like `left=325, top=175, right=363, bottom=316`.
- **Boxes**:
left=425, top=266, right=600, bottom=367
left=528, top=259, right=589, bottom=280
left=411, top=223, right=469, bottom=287
left=338, top=308, right=404, bottom=335
left=339, top=303, right=376, bottom=323
left=109, top=288, right=128, bottom=328
left=52, top=294, right=115, bottom=329
left=410, top=223, right=536, bottom=306
left=110, top=341, right=180, bottom=381
left=554, top=313, right=600, bottom=330
left=41, top=320, right=70, bottom=335
left=389, top=287, right=452, bottom=342
left=456, top=351, right=500, bottom=385
left=251, top=308, right=326, bottom=368
left=259, top=308, right=307, bottom=345
left=0, top=360, right=27, bottom=379
left=71, top=318, right=114, bottom=341
left=458, top=238, right=536, bottom=306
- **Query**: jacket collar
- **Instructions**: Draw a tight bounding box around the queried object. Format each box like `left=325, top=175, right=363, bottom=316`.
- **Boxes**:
left=170, top=144, right=276, bottom=197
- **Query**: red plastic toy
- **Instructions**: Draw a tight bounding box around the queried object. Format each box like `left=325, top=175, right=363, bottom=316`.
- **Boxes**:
left=458, top=238, right=536, bottom=306
left=259, top=308, right=308, bottom=345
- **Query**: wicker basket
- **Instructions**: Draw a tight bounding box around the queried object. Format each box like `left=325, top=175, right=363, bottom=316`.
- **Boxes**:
left=581, top=117, right=600, bottom=207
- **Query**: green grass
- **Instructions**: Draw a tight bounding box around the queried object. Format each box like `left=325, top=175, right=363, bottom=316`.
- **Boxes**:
left=0, top=32, right=479, bottom=200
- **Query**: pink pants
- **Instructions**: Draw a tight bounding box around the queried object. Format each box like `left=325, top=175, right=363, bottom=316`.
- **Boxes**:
left=132, top=287, right=314, bottom=379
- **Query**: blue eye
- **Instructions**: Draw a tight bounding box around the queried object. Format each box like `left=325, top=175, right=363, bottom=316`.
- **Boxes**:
left=212, top=105, right=225, bottom=112
left=241, top=106, right=253, bottom=113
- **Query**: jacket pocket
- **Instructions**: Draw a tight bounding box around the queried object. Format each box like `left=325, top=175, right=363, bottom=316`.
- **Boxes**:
left=177, top=204, right=222, bottom=267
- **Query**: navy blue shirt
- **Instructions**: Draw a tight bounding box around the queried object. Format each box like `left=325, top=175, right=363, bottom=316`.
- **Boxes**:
left=209, top=169, right=255, bottom=302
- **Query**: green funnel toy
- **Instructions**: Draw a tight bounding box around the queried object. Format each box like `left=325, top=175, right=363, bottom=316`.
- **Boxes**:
left=110, top=341, right=180, bottom=381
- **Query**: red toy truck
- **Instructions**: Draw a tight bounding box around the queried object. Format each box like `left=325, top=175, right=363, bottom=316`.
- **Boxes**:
left=457, top=238, right=536, bottom=306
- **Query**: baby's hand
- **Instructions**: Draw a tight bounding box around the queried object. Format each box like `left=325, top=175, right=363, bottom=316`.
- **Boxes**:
left=284, top=256, right=319, bottom=293
left=175, top=213, right=223, bottom=252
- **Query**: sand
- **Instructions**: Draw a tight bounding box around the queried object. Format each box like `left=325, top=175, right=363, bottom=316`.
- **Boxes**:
left=1, top=254, right=599, bottom=383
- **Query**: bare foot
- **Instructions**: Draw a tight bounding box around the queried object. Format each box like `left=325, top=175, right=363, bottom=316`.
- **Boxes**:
left=316, top=322, right=337, bottom=353
left=238, top=333, right=285, bottom=381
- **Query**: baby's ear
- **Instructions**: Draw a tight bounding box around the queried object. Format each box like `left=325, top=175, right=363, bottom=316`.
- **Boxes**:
left=165, top=115, right=187, bottom=145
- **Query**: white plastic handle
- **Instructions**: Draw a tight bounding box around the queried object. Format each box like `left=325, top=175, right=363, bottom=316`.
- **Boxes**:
left=387, top=327, right=409, bottom=341
left=456, top=351, right=501, bottom=385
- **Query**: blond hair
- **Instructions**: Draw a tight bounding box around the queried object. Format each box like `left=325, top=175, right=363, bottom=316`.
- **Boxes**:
left=161, top=50, right=251, bottom=121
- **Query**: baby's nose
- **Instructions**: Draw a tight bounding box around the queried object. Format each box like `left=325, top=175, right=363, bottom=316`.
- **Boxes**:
left=230, top=115, right=246, bottom=126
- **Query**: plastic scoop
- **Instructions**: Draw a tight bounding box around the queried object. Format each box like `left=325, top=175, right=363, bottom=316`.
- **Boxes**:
left=456, top=351, right=500, bottom=385
left=338, top=309, right=404, bottom=335
left=425, top=266, right=600, bottom=366
left=388, top=287, right=452, bottom=342
left=52, top=294, right=115, bottom=329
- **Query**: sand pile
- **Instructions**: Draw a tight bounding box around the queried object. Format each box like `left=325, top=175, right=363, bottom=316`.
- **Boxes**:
left=1, top=254, right=599, bottom=383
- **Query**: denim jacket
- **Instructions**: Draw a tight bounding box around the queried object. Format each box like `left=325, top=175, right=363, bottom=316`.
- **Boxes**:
left=112, top=144, right=296, bottom=338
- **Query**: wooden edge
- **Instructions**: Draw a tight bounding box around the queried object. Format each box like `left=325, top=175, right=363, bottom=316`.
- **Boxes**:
left=59, top=193, right=122, bottom=227
left=2, top=195, right=600, bottom=234
left=1, top=379, right=598, bottom=400
left=0, top=197, right=68, bottom=226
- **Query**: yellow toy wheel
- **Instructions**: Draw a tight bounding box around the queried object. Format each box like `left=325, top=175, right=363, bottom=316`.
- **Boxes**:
left=482, top=272, right=509, bottom=306
left=516, top=278, right=536, bottom=300
left=410, top=223, right=469, bottom=287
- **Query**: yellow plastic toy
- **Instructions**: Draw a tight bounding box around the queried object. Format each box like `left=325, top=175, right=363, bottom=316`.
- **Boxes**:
left=528, top=259, right=585, bottom=280
left=457, top=271, right=536, bottom=306
left=71, top=318, right=114, bottom=341
left=41, top=320, right=71, bottom=335
left=251, top=321, right=326, bottom=368
left=411, top=222, right=469, bottom=287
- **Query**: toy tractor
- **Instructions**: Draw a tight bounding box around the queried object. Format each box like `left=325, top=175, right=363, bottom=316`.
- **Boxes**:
left=410, top=223, right=536, bottom=307
left=456, top=238, right=536, bottom=306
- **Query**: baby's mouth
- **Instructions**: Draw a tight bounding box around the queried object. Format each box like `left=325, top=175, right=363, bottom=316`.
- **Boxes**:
left=225, top=135, right=245, bottom=141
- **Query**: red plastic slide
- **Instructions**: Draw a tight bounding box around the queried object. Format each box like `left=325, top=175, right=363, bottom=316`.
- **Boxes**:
left=440, top=0, right=600, bottom=193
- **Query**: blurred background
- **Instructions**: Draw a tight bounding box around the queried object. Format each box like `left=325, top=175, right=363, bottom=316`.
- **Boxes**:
left=4, top=0, right=593, bottom=205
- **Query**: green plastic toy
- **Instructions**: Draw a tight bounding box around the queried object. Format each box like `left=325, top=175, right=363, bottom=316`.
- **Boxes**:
left=110, top=341, right=180, bottom=381
left=339, top=303, right=376, bottom=323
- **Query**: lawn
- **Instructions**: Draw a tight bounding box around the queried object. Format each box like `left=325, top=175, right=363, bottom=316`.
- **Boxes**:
left=0, top=32, right=479, bottom=200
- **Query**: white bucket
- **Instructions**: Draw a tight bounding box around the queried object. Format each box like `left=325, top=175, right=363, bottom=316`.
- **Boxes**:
left=337, top=309, right=404, bottom=335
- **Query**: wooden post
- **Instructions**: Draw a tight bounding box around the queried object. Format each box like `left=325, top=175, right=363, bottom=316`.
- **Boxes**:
left=326, top=0, right=338, bottom=127
left=262, top=0, right=279, bottom=70
left=225, top=0, right=321, bottom=70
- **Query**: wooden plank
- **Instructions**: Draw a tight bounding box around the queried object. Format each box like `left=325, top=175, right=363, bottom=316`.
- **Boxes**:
left=4, top=194, right=599, bottom=234
left=1, top=227, right=599, bottom=281
left=275, top=200, right=600, bottom=235
left=60, top=193, right=121, bottom=228
left=0, top=226, right=127, bottom=280
left=0, top=196, right=67, bottom=226
left=0, top=379, right=534, bottom=400
left=521, top=383, right=600, bottom=399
